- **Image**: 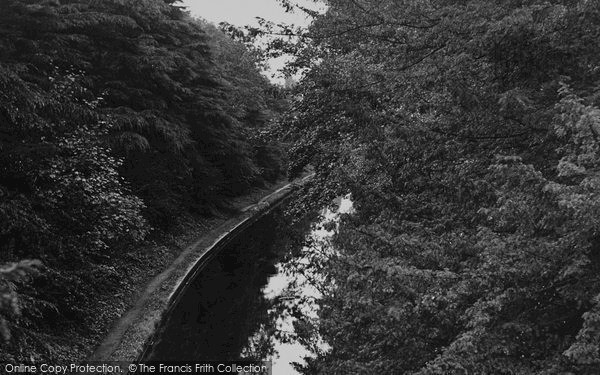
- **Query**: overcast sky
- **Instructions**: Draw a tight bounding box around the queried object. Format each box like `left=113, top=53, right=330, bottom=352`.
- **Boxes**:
left=181, top=0, right=322, bottom=83
left=181, top=0, right=315, bottom=28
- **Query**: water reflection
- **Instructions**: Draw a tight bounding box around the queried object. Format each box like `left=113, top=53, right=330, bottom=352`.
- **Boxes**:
left=254, top=195, right=354, bottom=374
left=145, top=214, right=281, bottom=361
left=144, top=197, right=354, bottom=373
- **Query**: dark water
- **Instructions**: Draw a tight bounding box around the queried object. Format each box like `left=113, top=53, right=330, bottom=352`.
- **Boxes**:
left=143, top=197, right=352, bottom=372
left=145, top=213, right=283, bottom=362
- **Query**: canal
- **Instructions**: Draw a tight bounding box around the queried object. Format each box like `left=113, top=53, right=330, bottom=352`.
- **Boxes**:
left=143, top=197, right=353, bottom=373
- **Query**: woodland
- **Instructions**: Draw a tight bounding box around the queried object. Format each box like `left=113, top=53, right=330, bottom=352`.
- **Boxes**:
left=278, top=0, right=600, bottom=374
left=0, top=0, right=286, bottom=362
left=2, top=0, right=600, bottom=374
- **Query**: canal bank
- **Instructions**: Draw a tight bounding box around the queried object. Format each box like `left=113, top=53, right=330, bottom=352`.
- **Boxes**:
left=140, top=194, right=352, bottom=373
left=90, top=173, right=313, bottom=363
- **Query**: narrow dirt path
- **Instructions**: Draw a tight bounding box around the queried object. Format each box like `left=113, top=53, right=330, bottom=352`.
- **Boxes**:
left=90, top=173, right=312, bottom=362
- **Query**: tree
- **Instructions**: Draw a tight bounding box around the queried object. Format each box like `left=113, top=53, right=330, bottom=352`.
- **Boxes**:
left=281, top=1, right=600, bottom=373
left=0, top=0, right=286, bottom=361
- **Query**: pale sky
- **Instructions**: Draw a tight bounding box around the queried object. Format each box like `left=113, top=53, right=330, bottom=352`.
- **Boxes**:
left=181, top=0, right=315, bottom=28
left=181, top=0, right=323, bottom=83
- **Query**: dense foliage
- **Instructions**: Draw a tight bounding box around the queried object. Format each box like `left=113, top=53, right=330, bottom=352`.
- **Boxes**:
left=0, top=0, right=285, bottom=361
left=281, top=0, right=600, bottom=373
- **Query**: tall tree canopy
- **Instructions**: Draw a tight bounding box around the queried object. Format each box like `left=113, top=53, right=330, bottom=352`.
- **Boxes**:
left=283, top=1, right=600, bottom=373
left=0, top=0, right=285, bottom=361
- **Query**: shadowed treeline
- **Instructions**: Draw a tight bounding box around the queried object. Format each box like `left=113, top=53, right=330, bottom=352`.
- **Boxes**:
left=0, top=0, right=288, bottom=362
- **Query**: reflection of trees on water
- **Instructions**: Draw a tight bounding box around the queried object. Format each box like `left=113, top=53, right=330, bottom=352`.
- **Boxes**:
left=241, top=209, right=318, bottom=362
left=273, top=199, right=354, bottom=374
left=146, top=213, right=284, bottom=361
left=143, top=204, right=325, bottom=373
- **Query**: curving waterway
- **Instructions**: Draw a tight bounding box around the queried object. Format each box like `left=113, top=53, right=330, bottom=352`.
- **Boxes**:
left=143, top=197, right=353, bottom=373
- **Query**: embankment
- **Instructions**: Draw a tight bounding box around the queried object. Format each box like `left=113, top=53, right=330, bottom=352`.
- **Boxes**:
left=89, top=174, right=312, bottom=362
